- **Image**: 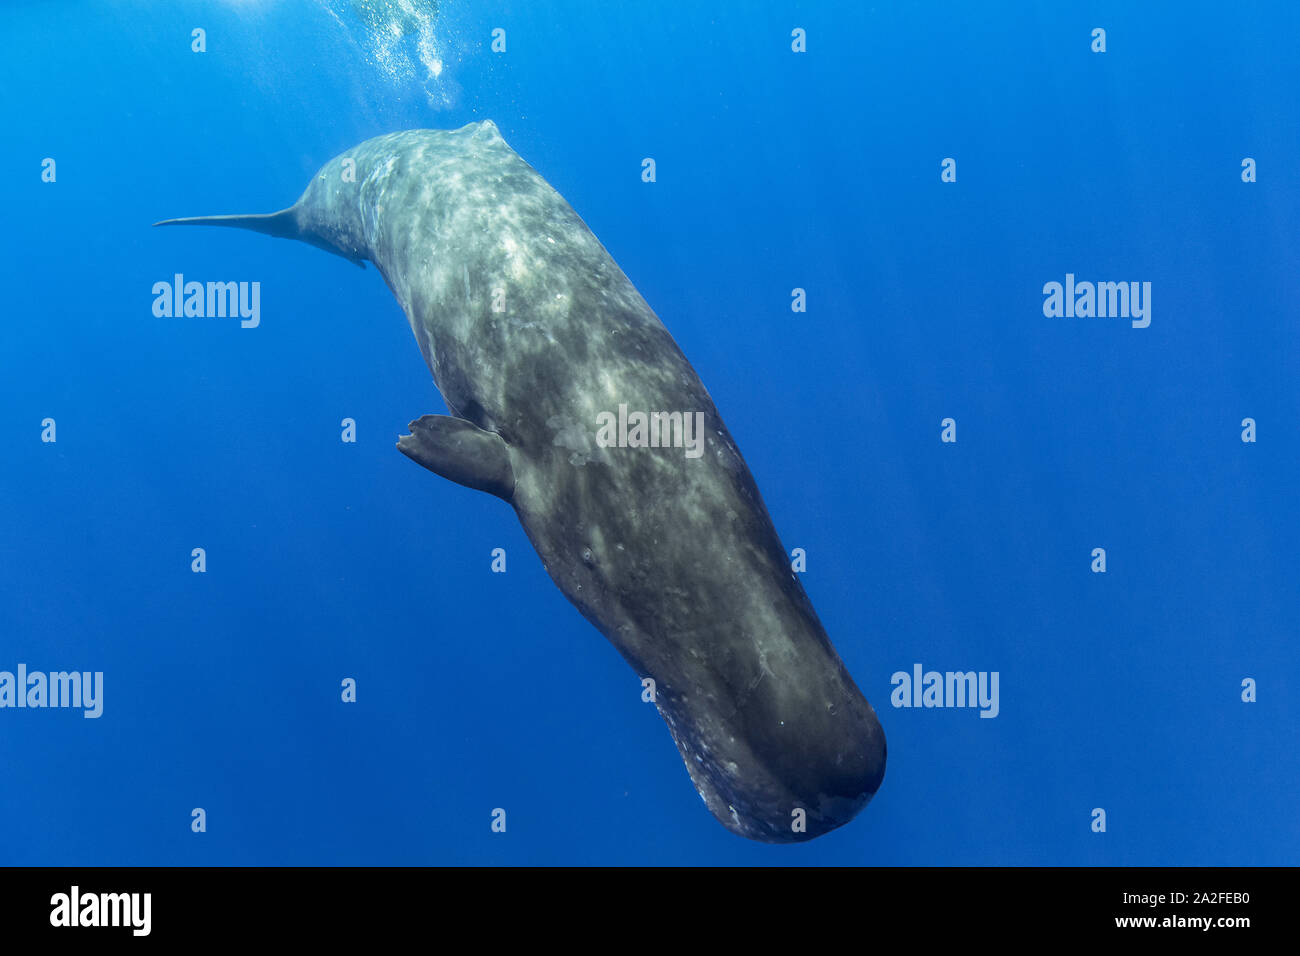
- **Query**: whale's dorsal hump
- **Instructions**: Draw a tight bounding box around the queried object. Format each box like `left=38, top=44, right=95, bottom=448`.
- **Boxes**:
left=459, top=119, right=504, bottom=145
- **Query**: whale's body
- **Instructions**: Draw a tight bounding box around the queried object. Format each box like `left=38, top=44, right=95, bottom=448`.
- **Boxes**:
left=157, top=121, right=885, bottom=842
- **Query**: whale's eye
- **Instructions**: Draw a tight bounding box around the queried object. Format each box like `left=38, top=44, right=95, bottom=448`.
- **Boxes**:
left=581, top=547, right=594, bottom=565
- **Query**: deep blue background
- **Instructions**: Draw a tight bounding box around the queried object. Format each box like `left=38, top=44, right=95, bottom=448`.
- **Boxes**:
left=1, top=1, right=1296, bottom=865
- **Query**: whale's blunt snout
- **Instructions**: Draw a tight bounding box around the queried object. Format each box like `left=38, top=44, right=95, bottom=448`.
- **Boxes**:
left=782, top=702, right=886, bottom=843
left=680, top=673, right=887, bottom=844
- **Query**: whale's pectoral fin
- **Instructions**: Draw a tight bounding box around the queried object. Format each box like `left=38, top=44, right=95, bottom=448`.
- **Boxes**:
left=397, top=415, right=515, bottom=501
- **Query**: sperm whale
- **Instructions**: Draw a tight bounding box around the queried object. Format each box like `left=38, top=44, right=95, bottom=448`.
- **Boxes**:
left=156, top=120, right=886, bottom=842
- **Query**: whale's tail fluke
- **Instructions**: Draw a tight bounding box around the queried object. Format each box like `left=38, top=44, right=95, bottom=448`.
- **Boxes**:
left=152, top=207, right=300, bottom=238
left=153, top=205, right=367, bottom=269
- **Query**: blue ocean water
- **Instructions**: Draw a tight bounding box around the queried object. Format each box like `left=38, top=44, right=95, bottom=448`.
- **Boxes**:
left=1, top=0, right=1296, bottom=866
